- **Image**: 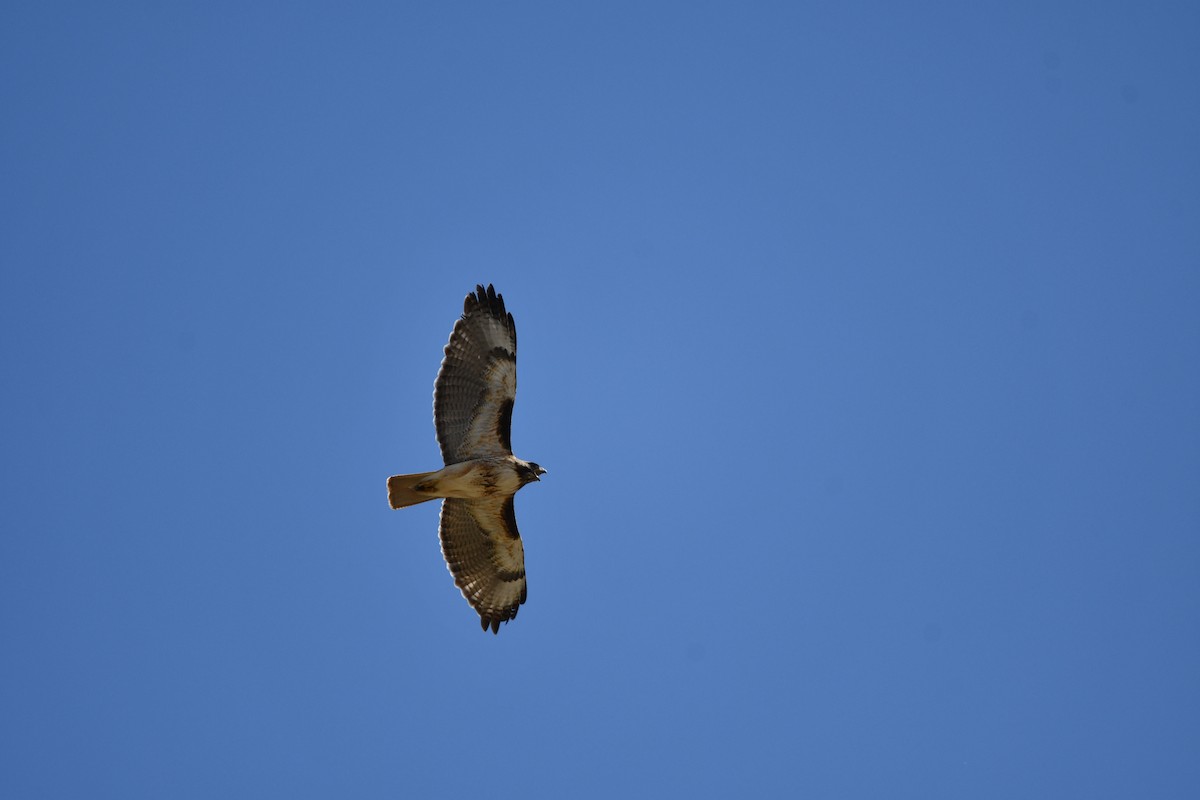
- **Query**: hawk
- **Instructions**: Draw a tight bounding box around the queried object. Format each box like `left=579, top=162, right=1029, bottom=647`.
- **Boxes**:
left=387, top=284, right=545, bottom=634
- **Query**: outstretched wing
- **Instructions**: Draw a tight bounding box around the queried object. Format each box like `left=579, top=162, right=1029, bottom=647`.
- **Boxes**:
left=439, top=497, right=527, bottom=634
left=434, top=284, right=517, bottom=465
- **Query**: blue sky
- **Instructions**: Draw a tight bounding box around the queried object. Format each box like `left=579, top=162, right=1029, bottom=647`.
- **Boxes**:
left=2, top=2, right=1198, bottom=797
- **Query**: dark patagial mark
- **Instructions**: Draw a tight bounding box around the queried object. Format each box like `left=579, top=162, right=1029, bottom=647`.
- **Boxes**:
left=488, top=345, right=516, bottom=362
left=501, top=496, right=521, bottom=539
left=497, top=397, right=514, bottom=452
left=496, top=567, right=526, bottom=582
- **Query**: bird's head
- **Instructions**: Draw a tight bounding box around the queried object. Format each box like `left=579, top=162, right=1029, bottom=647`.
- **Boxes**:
left=520, top=461, right=547, bottom=484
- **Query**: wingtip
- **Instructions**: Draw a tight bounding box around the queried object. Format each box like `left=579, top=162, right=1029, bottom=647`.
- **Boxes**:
left=460, top=284, right=513, bottom=328
left=465, top=284, right=506, bottom=320
left=477, top=613, right=512, bottom=634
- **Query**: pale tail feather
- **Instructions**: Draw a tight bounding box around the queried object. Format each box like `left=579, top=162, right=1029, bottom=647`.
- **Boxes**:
left=387, top=471, right=438, bottom=509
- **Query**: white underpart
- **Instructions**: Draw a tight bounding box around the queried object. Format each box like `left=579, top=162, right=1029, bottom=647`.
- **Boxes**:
left=425, top=458, right=522, bottom=499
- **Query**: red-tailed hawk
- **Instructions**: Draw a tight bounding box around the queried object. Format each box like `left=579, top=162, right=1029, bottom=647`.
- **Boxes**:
left=387, top=285, right=545, bottom=634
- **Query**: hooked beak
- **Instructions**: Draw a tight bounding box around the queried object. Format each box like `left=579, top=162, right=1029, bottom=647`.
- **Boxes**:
left=535, top=466, right=548, bottom=479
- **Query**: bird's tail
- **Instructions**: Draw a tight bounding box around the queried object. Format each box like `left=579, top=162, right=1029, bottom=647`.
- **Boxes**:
left=387, top=472, right=439, bottom=509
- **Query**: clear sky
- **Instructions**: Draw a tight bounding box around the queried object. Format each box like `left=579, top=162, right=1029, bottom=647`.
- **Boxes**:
left=2, top=2, right=1198, bottom=797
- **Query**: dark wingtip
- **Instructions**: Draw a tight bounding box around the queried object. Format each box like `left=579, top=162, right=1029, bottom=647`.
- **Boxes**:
left=466, top=284, right=507, bottom=322
left=477, top=613, right=511, bottom=634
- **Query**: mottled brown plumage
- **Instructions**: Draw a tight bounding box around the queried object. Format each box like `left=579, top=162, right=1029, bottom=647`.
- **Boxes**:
left=387, top=285, right=545, bottom=634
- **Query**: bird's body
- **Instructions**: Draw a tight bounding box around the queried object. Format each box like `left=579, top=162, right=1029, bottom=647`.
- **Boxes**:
left=388, top=455, right=539, bottom=505
left=387, top=285, right=544, bottom=634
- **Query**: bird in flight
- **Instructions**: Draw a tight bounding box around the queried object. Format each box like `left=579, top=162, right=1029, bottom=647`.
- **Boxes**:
left=387, top=284, right=545, bottom=634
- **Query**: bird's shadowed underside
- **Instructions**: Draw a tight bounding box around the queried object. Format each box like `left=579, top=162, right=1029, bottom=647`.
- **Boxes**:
left=386, top=285, right=545, bottom=634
